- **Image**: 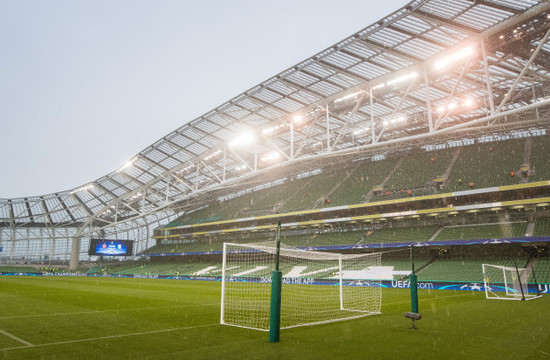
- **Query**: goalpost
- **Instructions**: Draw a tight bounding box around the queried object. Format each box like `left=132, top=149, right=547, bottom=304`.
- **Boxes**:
left=482, top=263, right=542, bottom=301
left=220, top=242, right=382, bottom=331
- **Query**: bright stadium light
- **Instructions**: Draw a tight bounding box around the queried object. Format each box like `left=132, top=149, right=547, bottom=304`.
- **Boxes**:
left=354, top=127, right=370, bottom=135
left=434, top=46, right=474, bottom=70
left=229, top=132, right=255, bottom=148
left=390, top=115, right=406, bottom=124
left=261, top=151, right=281, bottom=162
left=70, top=184, right=94, bottom=194
left=119, top=157, right=137, bottom=172
left=334, top=91, right=361, bottom=103
left=386, top=72, right=417, bottom=86
left=436, top=97, right=476, bottom=113
left=263, top=123, right=286, bottom=135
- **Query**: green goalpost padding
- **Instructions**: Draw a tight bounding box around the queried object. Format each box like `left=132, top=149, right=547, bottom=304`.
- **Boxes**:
left=269, top=221, right=282, bottom=343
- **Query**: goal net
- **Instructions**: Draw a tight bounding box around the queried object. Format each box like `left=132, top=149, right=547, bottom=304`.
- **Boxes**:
left=220, top=242, right=382, bottom=331
left=482, top=263, right=541, bottom=301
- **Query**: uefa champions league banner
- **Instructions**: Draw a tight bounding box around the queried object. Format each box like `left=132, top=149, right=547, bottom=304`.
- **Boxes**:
left=1, top=272, right=547, bottom=294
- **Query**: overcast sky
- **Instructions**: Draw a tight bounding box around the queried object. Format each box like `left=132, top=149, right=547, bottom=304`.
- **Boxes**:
left=0, top=0, right=409, bottom=198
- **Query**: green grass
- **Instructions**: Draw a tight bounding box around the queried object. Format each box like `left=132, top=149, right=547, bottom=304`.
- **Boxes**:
left=0, top=276, right=549, bottom=359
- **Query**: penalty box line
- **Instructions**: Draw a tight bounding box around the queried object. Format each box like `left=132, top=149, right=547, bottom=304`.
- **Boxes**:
left=0, top=329, right=33, bottom=347
left=1, top=323, right=218, bottom=352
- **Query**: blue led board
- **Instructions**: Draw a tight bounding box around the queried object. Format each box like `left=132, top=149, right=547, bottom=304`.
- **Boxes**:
left=89, top=239, right=133, bottom=256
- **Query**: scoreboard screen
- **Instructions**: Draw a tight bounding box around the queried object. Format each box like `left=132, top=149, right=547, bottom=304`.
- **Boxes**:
left=89, top=239, right=133, bottom=256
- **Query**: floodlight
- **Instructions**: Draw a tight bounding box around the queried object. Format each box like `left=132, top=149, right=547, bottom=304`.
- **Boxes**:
left=70, top=184, right=94, bottom=194
left=463, top=98, right=474, bottom=107
left=434, top=46, right=474, bottom=70
left=119, top=158, right=137, bottom=172
left=386, top=72, right=417, bottom=86
left=229, top=132, right=255, bottom=147
left=261, top=151, right=281, bottom=161
left=334, top=91, right=361, bottom=103
left=354, top=127, right=370, bottom=135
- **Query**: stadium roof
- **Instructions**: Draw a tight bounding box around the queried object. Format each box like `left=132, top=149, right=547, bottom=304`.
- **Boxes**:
left=1, top=0, right=550, bottom=240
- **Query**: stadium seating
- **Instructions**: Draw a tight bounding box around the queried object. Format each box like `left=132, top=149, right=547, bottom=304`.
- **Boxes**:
left=385, top=148, right=455, bottom=193
left=362, top=225, right=440, bottom=244
left=160, top=138, right=540, bottom=231
left=434, top=222, right=528, bottom=241
left=418, top=257, right=528, bottom=282
left=531, top=257, right=550, bottom=284
left=143, top=236, right=268, bottom=254
left=280, top=171, right=349, bottom=211
left=531, top=135, right=550, bottom=181
left=533, top=217, right=550, bottom=237
left=278, top=177, right=318, bottom=212
left=445, top=139, right=526, bottom=192
left=329, top=158, right=400, bottom=206
left=0, top=266, right=41, bottom=273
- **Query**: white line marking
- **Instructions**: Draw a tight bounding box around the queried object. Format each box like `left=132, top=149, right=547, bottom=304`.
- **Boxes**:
left=539, top=349, right=550, bottom=357
left=0, top=329, right=33, bottom=346
left=382, top=292, right=473, bottom=307
left=0, top=303, right=219, bottom=320
left=1, top=323, right=217, bottom=352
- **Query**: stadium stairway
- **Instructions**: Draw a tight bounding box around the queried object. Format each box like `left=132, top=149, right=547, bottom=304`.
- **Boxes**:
left=314, top=162, right=361, bottom=209
left=440, top=147, right=462, bottom=190
left=365, top=158, right=404, bottom=202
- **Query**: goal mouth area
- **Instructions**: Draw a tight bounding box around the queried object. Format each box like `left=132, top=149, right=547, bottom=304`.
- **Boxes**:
left=220, top=242, right=383, bottom=331
left=485, top=292, right=542, bottom=301
left=482, top=263, right=542, bottom=301
left=222, top=310, right=382, bottom=332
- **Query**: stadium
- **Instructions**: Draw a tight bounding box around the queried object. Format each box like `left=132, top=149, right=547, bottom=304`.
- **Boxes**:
left=1, top=0, right=550, bottom=358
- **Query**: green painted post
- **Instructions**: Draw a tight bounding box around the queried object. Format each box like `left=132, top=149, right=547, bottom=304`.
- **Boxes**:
left=269, top=221, right=282, bottom=342
left=410, top=246, right=419, bottom=313
left=410, top=273, right=419, bottom=313
left=269, top=270, right=282, bottom=342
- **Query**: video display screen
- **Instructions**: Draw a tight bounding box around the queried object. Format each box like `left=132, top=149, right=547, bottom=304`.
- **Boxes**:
left=89, top=239, right=133, bottom=256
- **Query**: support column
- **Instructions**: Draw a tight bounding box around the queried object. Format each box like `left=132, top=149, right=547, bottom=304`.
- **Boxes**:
left=424, top=69, right=433, bottom=132
left=0, top=228, right=3, bottom=265
left=69, top=236, right=80, bottom=271
left=326, top=104, right=330, bottom=150
left=290, top=122, right=294, bottom=160
left=10, top=228, right=15, bottom=264
left=370, top=87, right=376, bottom=143
left=481, top=39, right=495, bottom=114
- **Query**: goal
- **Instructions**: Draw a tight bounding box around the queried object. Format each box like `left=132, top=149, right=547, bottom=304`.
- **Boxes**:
left=482, top=263, right=541, bottom=301
left=220, top=242, right=382, bottom=331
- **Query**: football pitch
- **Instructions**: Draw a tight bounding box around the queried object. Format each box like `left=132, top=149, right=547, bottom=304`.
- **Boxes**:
left=0, top=276, right=548, bottom=360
